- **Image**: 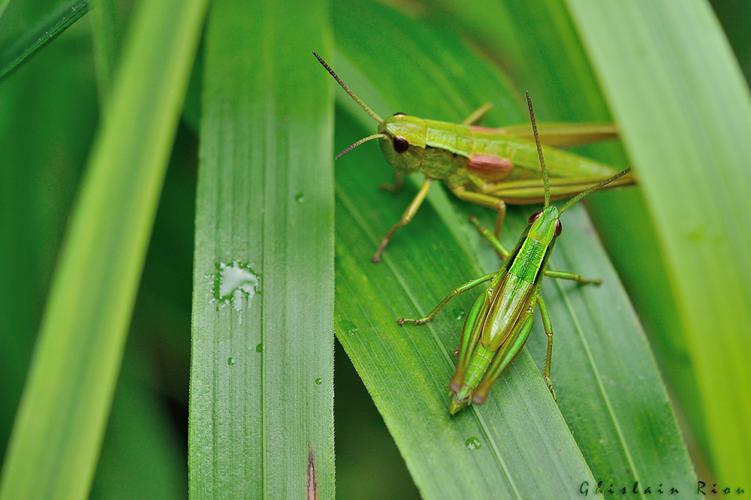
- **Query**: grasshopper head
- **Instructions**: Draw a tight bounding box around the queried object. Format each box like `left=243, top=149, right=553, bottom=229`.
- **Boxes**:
left=377, top=113, right=427, bottom=174
left=449, top=396, right=470, bottom=415
left=312, top=52, right=427, bottom=174
left=449, top=382, right=473, bottom=415
left=527, top=205, right=563, bottom=246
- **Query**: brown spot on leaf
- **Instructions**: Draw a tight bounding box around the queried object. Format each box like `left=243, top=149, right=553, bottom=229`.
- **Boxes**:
left=307, top=446, right=317, bottom=500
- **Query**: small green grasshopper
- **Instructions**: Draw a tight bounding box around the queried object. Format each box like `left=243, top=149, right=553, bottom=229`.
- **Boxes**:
left=313, top=52, right=633, bottom=263
left=397, top=92, right=631, bottom=415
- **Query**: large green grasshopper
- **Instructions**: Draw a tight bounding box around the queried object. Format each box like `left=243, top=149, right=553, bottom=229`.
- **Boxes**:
left=398, top=93, right=631, bottom=414
left=313, top=52, right=633, bottom=262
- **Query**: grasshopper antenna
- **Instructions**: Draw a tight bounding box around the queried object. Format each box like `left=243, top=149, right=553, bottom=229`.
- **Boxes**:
left=336, top=133, right=388, bottom=160
left=313, top=51, right=383, bottom=124
left=559, top=167, right=632, bottom=213
left=525, top=91, right=550, bottom=208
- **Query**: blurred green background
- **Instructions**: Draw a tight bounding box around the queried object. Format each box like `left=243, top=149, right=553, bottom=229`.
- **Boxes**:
left=1, top=0, right=750, bottom=498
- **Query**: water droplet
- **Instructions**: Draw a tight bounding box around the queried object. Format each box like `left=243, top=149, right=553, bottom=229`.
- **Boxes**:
left=211, top=261, right=260, bottom=311
left=227, top=356, right=235, bottom=366
left=314, top=377, right=322, bottom=385
left=465, top=436, right=482, bottom=450
left=295, top=192, right=305, bottom=203
left=341, top=319, right=358, bottom=336
left=453, top=308, right=466, bottom=321
left=256, top=343, right=263, bottom=353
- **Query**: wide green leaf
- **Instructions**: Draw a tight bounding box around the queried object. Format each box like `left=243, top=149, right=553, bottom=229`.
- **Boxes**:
left=566, top=0, right=751, bottom=484
left=418, top=0, right=701, bottom=484
left=188, top=1, right=335, bottom=498
left=333, top=0, right=694, bottom=495
left=0, top=1, right=207, bottom=498
left=332, top=3, right=599, bottom=498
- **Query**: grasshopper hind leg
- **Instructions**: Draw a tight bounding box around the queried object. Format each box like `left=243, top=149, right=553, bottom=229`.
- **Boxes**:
left=545, top=269, right=601, bottom=286
left=537, top=296, right=557, bottom=400
left=450, top=187, right=508, bottom=239
left=472, top=313, right=535, bottom=405
left=468, top=215, right=510, bottom=259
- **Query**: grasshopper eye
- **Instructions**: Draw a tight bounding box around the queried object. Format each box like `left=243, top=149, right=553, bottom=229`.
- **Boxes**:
left=528, top=211, right=542, bottom=223
left=555, top=219, right=563, bottom=236
left=392, top=136, right=409, bottom=153
left=392, top=112, right=405, bottom=117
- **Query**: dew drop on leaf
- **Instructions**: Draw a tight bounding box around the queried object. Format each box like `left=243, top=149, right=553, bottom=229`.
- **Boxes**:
left=341, top=319, right=358, bottom=335
left=465, top=436, right=482, bottom=450
left=210, top=260, right=260, bottom=311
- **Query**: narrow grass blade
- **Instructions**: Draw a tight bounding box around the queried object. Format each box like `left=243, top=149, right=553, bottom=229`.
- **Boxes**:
left=90, top=0, right=120, bottom=104
left=566, top=0, right=751, bottom=484
left=0, top=1, right=207, bottom=499
left=0, top=0, right=89, bottom=81
left=188, top=1, right=335, bottom=498
left=0, top=20, right=97, bottom=456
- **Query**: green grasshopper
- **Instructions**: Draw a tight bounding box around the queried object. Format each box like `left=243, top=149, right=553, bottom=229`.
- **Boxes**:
left=313, top=52, right=633, bottom=262
left=397, top=92, right=631, bottom=415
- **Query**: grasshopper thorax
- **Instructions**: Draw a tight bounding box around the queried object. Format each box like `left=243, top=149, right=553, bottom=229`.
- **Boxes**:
left=377, top=113, right=428, bottom=174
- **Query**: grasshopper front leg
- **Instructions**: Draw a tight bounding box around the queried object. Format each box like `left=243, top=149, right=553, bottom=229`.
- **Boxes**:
left=372, top=178, right=433, bottom=263
left=470, top=216, right=601, bottom=285
left=379, top=171, right=404, bottom=193
left=397, top=273, right=495, bottom=325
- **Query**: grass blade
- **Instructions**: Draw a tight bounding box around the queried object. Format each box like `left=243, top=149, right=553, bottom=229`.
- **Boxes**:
left=0, top=17, right=96, bottom=456
left=0, top=1, right=207, bottom=498
left=188, top=1, right=335, bottom=497
left=90, top=0, right=120, bottom=104
left=0, top=0, right=89, bottom=81
left=566, top=0, right=751, bottom=484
